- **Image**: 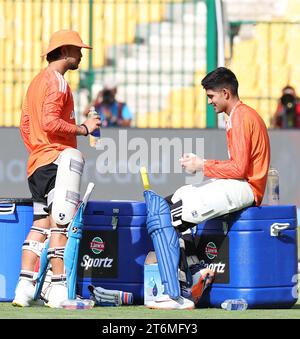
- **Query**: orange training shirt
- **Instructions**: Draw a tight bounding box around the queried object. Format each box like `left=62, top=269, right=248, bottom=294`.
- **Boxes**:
left=20, top=68, right=78, bottom=178
left=204, top=101, right=270, bottom=205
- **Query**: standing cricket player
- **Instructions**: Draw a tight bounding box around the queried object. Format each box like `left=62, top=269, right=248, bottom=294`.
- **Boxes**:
left=13, top=30, right=100, bottom=308
left=144, top=67, right=271, bottom=309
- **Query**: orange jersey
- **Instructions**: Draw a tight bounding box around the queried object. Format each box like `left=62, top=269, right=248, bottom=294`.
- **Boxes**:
left=204, top=101, right=270, bottom=205
left=20, top=68, right=78, bottom=177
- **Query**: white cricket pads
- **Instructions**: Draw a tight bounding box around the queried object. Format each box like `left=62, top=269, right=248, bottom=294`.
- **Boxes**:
left=50, top=148, right=84, bottom=225
left=172, top=179, right=254, bottom=224
left=44, top=275, right=68, bottom=308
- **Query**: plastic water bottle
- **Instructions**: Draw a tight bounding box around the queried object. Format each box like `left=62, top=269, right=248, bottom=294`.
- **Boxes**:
left=267, top=166, right=280, bottom=205
left=61, top=299, right=95, bottom=310
left=221, top=299, right=248, bottom=311
left=88, top=106, right=100, bottom=147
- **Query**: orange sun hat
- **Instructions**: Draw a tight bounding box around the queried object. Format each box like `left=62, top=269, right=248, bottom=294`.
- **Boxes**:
left=41, top=29, right=92, bottom=56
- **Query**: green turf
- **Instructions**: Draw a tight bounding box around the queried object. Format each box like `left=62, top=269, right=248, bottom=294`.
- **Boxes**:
left=1, top=301, right=300, bottom=319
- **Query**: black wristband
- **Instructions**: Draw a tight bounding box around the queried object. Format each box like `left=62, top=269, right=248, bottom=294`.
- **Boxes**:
left=80, top=124, right=89, bottom=136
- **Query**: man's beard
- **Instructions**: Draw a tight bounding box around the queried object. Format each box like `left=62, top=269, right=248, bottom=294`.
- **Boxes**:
left=69, top=60, right=80, bottom=70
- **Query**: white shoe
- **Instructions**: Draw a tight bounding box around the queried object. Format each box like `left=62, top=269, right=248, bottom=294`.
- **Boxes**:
left=45, top=283, right=68, bottom=308
left=12, top=279, right=35, bottom=307
left=146, top=295, right=195, bottom=310
left=153, top=294, right=172, bottom=302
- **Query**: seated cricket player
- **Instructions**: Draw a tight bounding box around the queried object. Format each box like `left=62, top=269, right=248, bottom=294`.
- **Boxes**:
left=12, top=30, right=101, bottom=308
left=144, top=67, right=271, bottom=309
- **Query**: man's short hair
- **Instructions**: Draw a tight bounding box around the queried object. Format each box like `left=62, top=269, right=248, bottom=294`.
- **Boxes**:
left=46, top=47, right=63, bottom=62
left=201, top=67, right=239, bottom=96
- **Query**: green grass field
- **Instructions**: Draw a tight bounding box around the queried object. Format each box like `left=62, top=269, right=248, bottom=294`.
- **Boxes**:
left=1, top=301, right=300, bottom=319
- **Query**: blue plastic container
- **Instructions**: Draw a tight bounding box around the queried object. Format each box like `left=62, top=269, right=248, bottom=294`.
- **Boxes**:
left=0, top=198, right=33, bottom=301
left=76, top=200, right=152, bottom=304
left=196, top=205, right=298, bottom=309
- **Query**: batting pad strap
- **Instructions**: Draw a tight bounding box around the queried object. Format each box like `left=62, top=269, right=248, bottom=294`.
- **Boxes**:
left=66, top=190, right=80, bottom=206
left=50, top=227, right=68, bottom=235
left=70, top=158, right=84, bottom=175
left=20, top=270, right=36, bottom=282
left=47, top=247, right=65, bottom=260
left=22, top=240, right=45, bottom=257
left=51, top=274, right=67, bottom=284
left=31, top=226, right=50, bottom=237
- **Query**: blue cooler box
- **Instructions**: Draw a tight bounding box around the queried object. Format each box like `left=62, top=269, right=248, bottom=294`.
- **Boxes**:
left=76, top=200, right=153, bottom=304
left=196, top=205, right=298, bottom=308
left=0, top=198, right=33, bottom=301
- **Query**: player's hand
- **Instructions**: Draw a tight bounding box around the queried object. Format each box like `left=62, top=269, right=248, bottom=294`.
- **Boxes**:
left=82, top=116, right=101, bottom=134
left=179, top=153, right=204, bottom=174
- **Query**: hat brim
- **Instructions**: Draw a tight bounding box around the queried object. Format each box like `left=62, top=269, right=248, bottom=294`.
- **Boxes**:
left=41, top=43, right=92, bottom=57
